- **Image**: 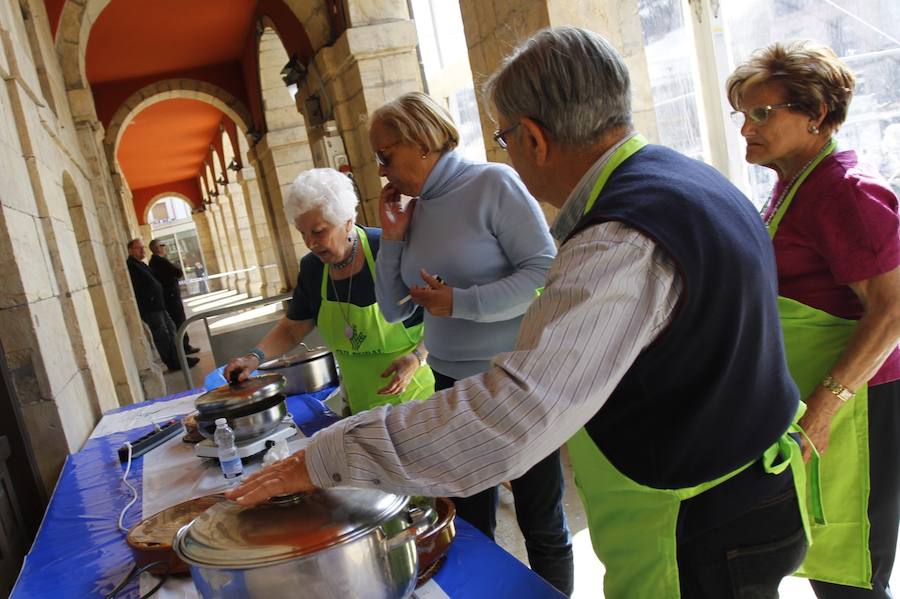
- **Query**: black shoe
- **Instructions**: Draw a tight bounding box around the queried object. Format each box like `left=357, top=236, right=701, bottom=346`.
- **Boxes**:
left=166, top=363, right=182, bottom=372
left=187, top=356, right=200, bottom=369
left=186, top=346, right=201, bottom=355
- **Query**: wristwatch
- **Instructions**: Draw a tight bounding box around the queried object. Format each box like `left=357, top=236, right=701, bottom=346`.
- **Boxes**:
left=821, top=375, right=854, bottom=402
left=412, top=347, right=427, bottom=367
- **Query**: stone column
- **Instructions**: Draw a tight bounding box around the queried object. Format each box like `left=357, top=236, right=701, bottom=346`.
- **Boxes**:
left=225, top=181, right=262, bottom=296
left=207, top=204, right=233, bottom=288
left=192, top=210, right=219, bottom=279
left=302, top=15, right=422, bottom=224
left=458, top=0, right=657, bottom=222
left=248, top=130, right=314, bottom=285
left=216, top=191, right=246, bottom=292
left=238, top=166, right=284, bottom=296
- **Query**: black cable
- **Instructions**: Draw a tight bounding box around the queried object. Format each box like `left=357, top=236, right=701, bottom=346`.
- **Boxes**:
left=104, top=560, right=170, bottom=599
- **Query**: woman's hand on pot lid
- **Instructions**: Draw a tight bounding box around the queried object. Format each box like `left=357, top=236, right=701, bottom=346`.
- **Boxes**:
left=377, top=353, right=419, bottom=396
left=223, top=355, right=258, bottom=383
left=410, top=269, right=453, bottom=317
left=226, top=450, right=315, bottom=506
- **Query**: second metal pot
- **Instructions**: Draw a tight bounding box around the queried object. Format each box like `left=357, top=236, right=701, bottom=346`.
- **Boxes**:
left=257, top=343, right=338, bottom=396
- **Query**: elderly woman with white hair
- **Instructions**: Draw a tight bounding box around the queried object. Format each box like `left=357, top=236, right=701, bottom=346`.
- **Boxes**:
left=224, top=168, right=434, bottom=414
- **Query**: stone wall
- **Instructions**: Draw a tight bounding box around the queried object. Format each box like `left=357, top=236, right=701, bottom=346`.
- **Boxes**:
left=0, top=0, right=149, bottom=491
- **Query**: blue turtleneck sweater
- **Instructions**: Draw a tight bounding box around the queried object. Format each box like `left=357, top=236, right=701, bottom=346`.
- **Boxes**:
left=375, top=151, right=556, bottom=379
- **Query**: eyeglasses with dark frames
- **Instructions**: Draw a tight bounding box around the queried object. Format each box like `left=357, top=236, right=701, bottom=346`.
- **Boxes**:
left=374, top=140, right=402, bottom=167
left=730, top=102, right=799, bottom=127
left=493, top=122, right=521, bottom=150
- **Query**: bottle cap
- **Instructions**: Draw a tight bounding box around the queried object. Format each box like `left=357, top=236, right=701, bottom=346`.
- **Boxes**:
left=215, top=418, right=227, bottom=426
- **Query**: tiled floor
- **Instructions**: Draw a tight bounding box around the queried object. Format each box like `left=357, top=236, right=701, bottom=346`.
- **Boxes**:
left=160, top=291, right=898, bottom=598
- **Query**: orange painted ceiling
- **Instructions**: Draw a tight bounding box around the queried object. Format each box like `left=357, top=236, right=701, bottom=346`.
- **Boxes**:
left=117, top=99, right=225, bottom=190
left=85, top=0, right=258, bottom=84
left=81, top=0, right=258, bottom=192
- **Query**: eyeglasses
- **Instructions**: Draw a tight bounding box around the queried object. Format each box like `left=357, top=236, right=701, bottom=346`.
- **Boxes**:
left=374, top=141, right=402, bottom=168
left=493, top=122, right=521, bottom=150
left=730, top=103, right=799, bottom=127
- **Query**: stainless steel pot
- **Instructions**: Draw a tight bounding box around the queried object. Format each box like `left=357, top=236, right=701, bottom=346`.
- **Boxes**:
left=194, top=375, right=287, bottom=441
left=174, top=489, right=426, bottom=599
left=195, top=399, right=286, bottom=441
left=257, top=343, right=338, bottom=396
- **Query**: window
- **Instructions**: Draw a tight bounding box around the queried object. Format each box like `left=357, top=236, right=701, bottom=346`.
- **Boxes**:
left=638, top=0, right=900, bottom=207
left=410, top=0, right=487, bottom=162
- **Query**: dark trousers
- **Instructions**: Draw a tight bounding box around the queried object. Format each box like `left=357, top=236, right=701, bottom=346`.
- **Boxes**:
left=810, top=380, right=900, bottom=598
left=677, top=478, right=808, bottom=598
left=433, top=371, right=574, bottom=596
left=166, top=298, right=191, bottom=352
left=143, top=310, right=178, bottom=369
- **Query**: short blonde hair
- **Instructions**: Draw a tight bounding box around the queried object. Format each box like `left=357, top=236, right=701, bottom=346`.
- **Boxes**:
left=726, top=41, right=855, bottom=135
left=370, top=92, right=459, bottom=154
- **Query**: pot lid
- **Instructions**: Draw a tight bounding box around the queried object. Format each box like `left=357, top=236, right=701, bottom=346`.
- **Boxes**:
left=258, top=346, right=332, bottom=370
left=195, top=374, right=286, bottom=413
left=176, top=489, right=409, bottom=568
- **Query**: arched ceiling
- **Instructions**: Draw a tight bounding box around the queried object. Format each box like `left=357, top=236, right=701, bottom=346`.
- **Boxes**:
left=117, top=99, right=225, bottom=190
left=84, top=0, right=258, bottom=84
left=74, top=0, right=260, bottom=202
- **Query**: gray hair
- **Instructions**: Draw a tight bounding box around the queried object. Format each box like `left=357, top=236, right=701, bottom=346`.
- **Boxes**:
left=284, top=168, right=358, bottom=226
left=485, top=27, right=632, bottom=146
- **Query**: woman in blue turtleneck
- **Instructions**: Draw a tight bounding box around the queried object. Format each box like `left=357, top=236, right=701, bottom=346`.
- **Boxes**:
left=370, top=91, right=573, bottom=597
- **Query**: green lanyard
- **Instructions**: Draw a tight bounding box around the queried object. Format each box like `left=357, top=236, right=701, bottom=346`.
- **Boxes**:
left=582, top=134, right=649, bottom=216
left=766, top=138, right=837, bottom=237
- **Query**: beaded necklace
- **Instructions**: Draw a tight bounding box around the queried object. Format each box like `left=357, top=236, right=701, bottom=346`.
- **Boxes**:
left=331, top=234, right=358, bottom=270
left=762, top=139, right=834, bottom=225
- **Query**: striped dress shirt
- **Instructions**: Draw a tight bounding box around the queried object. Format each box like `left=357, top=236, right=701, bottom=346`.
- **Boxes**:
left=306, top=221, right=682, bottom=497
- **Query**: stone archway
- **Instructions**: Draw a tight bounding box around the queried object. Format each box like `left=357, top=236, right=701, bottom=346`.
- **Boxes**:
left=142, top=192, right=195, bottom=225
left=103, top=80, right=253, bottom=160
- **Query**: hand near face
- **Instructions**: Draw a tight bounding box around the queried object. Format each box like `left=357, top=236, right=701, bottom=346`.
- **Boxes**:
left=377, top=353, right=420, bottom=395
left=379, top=184, right=416, bottom=241
left=224, top=450, right=315, bottom=506
left=410, top=269, right=453, bottom=317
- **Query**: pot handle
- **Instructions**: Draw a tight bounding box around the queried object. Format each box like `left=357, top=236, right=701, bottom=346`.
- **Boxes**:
left=299, top=342, right=310, bottom=352
left=383, top=506, right=433, bottom=551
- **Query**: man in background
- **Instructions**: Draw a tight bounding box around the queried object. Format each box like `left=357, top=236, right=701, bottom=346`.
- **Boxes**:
left=148, top=239, right=200, bottom=355
left=126, top=239, right=198, bottom=371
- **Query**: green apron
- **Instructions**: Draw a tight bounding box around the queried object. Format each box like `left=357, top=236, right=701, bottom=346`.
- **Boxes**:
left=767, top=139, right=873, bottom=589
left=318, top=227, right=435, bottom=414
left=565, top=134, right=814, bottom=597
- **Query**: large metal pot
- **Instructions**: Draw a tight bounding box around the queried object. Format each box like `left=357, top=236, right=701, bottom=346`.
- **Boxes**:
left=257, top=343, right=338, bottom=396
left=173, top=489, right=425, bottom=599
left=195, top=375, right=287, bottom=441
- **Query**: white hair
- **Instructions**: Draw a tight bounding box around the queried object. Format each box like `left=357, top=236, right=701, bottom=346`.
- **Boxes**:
left=284, top=168, right=358, bottom=226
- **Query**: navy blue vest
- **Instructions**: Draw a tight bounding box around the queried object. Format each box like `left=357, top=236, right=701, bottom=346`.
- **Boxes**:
left=567, top=144, right=798, bottom=489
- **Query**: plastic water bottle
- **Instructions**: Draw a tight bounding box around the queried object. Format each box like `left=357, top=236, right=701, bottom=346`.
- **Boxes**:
left=214, top=418, right=243, bottom=479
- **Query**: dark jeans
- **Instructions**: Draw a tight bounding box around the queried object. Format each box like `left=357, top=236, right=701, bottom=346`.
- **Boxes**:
left=433, top=370, right=575, bottom=596
left=143, top=310, right=178, bottom=369
left=810, top=380, right=900, bottom=598
left=677, top=481, right=808, bottom=599
left=166, top=297, right=191, bottom=351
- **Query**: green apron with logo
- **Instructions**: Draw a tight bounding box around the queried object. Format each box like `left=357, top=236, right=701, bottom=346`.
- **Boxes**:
left=565, top=135, right=815, bottom=597
left=318, top=227, right=435, bottom=414
left=767, top=139, right=872, bottom=589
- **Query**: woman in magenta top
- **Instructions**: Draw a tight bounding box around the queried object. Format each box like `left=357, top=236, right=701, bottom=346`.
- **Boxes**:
left=728, top=41, right=900, bottom=598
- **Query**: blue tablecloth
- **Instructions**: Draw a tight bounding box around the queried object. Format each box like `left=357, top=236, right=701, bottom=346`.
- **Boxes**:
left=11, top=378, right=562, bottom=598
